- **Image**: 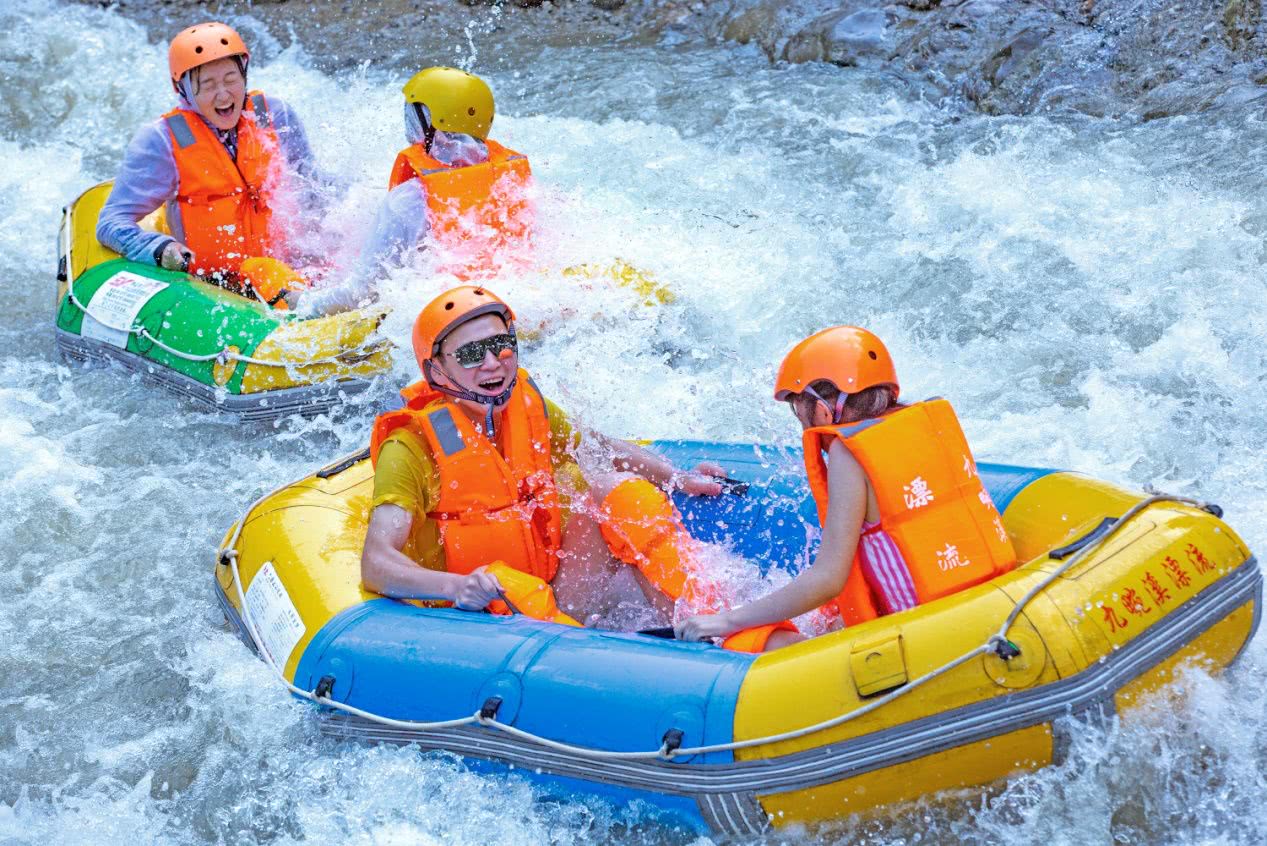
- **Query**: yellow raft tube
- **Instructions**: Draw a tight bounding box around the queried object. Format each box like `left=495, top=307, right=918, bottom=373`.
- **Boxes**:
left=215, top=443, right=1258, bottom=834
left=56, top=182, right=392, bottom=420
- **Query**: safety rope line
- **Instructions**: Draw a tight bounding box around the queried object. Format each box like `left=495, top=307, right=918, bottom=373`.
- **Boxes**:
left=219, top=459, right=1214, bottom=763
left=65, top=271, right=378, bottom=370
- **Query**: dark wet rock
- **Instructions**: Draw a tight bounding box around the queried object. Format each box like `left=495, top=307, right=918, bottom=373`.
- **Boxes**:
left=784, top=6, right=895, bottom=65
left=72, top=0, right=661, bottom=70
left=73, top=0, right=1267, bottom=121
left=679, top=0, right=1267, bottom=119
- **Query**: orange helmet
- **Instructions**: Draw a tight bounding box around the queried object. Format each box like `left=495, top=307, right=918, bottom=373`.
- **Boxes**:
left=773, top=326, right=899, bottom=402
left=412, top=286, right=515, bottom=377
left=169, top=22, right=249, bottom=83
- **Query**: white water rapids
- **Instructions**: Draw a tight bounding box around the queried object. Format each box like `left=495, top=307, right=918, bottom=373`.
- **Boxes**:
left=3, top=1, right=1267, bottom=842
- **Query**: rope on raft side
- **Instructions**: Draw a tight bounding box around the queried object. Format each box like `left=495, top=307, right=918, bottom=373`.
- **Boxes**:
left=220, top=458, right=1216, bottom=762
left=65, top=272, right=377, bottom=370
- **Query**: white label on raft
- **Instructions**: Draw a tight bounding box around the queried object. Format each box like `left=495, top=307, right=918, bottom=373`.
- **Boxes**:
left=244, top=561, right=306, bottom=668
left=82, top=271, right=168, bottom=348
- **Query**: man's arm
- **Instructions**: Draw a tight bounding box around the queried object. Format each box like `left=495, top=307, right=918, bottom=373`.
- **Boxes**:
left=297, top=181, right=427, bottom=316
left=591, top=432, right=726, bottom=496
left=361, top=503, right=502, bottom=610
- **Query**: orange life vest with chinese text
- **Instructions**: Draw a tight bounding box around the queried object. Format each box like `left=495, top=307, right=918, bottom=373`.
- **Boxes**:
left=162, top=91, right=284, bottom=276
left=387, top=139, right=532, bottom=278
left=369, top=369, right=562, bottom=581
left=805, top=399, right=1018, bottom=625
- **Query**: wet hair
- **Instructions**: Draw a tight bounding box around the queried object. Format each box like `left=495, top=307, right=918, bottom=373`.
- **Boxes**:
left=809, top=380, right=899, bottom=424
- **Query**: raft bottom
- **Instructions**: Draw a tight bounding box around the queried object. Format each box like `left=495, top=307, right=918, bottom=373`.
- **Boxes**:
left=57, top=328, right=373, bottom=421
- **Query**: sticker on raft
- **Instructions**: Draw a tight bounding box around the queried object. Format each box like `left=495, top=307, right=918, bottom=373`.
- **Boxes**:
left=244, top=561, right=306, bottom=667
left=81, top=271, right=168, bottom=348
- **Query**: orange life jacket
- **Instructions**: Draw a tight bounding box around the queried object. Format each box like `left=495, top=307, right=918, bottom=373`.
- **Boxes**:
left=805, top=399, right=1018, bottom=625
left=369, top=369, right=562, bottom=581
left=162, top=91, right=284, bottom=276
left=387, top=139, right=532, bottom=278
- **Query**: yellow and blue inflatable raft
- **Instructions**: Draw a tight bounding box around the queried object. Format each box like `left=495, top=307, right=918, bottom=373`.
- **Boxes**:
left=215, top=442, right=1259, bottom=834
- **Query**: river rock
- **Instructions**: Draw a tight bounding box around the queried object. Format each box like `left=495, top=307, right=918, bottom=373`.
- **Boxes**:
left=690, top=0, right=1267, bottom=119
left=71, top=0, right=1267, bottom=120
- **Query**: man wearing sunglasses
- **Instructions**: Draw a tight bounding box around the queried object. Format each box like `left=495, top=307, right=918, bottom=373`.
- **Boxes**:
left=359, top=286, right=737, bottom=627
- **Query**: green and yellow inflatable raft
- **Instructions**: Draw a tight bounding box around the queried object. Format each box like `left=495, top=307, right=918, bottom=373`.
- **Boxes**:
left=214, top=442, right=1259, bottom=834
left=55, top=182, right=392, bottom=420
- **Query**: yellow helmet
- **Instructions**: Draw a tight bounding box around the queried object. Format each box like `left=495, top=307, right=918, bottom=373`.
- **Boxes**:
left=402, top=67, right=494, bottom=140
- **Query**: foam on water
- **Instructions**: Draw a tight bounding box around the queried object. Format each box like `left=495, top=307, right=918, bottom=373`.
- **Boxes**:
left=3, top=0, right=1267, bottom=842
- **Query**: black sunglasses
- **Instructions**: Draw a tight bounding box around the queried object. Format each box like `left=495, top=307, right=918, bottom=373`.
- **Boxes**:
left=449, top=333, right=517, bottom=368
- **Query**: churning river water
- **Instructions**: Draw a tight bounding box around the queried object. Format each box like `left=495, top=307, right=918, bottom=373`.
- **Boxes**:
left=3, top=1, right=1267, bottom=843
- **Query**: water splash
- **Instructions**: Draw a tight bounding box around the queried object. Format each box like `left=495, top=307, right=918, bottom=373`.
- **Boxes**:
left=3, top=0, right=1266, bottom=842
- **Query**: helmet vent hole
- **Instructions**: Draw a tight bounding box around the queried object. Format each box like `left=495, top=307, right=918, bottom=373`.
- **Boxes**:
left=444, top=302, right=454, bottom=311
left=468, top=107, right=476, bottom=116
left=868, top=351, right=878, bottom=360
left=194, top=46, right=203, bottom=53
left=220, top=38, right=229, bottom=45
left=474, top=289, right=484, bottom=295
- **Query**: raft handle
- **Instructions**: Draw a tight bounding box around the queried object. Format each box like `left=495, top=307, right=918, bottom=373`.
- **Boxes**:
left=1048, top=517, right=1116, bottom=560
left=316, top=447, right=372, bottom=479
left=480, top=696, right=503, bottom=721
left=661, top=728, right=685, bottom=755
left=717, top=477, right=750, bottom=497
left=314, top=675, right=336, bottom=700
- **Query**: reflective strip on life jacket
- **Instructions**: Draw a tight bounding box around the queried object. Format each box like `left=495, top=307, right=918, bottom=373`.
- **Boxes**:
left=165, top=113, right=197, bottom=149
left=369, top=368, right=562, bottom=581
left=426, top=407, right=466, bottom=456
left=804, top=399, right=1018, bottom=623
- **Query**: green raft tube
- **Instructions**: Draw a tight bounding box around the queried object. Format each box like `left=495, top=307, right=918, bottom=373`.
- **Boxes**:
left=55, top=182, right=393, bottom=421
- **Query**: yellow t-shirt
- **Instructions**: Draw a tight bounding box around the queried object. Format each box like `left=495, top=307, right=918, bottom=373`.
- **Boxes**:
left=371, top=397, right=581, bottom=571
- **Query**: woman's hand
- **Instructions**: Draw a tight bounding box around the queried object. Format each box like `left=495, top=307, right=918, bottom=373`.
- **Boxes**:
left=674, top=611, right=738, bottom=643
left=160, top=240, right=194, bottom=272
left=674, top=461, right=727, bottom=497
left=453, top=566, right=504, bottom=611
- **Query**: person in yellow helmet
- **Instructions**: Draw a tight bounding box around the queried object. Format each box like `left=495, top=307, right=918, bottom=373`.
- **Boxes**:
left=359, top=286, right=798, bottom=651
left=297, top=68, right=532, bottom=316
left=97, top=22, right=325, bottom=305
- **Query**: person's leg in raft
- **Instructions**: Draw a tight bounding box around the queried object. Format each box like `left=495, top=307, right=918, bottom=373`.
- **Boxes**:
left=551, top=473, right=675, bottom=622
left=551, top=473, right=802, bottom=649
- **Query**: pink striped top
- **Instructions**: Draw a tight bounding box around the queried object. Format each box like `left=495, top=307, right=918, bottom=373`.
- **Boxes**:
left=856, top=520, right=918, bottom=615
